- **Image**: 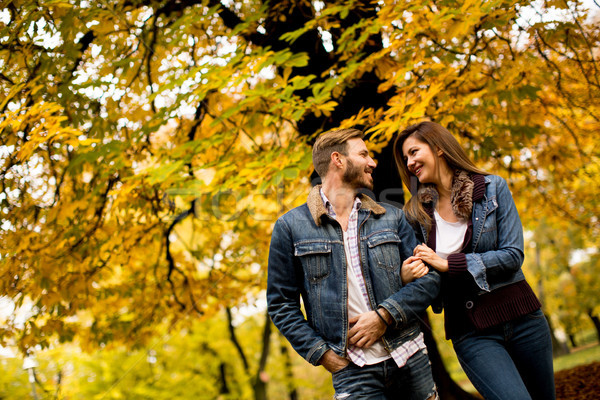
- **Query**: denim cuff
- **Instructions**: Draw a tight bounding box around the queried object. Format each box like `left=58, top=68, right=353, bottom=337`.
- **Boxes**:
left=307, top=340, right=330, bottom=366
left=378, top=300, right=406, bottom=329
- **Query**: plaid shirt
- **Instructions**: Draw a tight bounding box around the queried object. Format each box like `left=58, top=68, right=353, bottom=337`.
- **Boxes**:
left=321, top=189, right=426, bottom=367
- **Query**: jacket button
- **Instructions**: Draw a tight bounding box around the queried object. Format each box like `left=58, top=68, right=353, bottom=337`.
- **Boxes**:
left=465, top=301, right=474, bottom=309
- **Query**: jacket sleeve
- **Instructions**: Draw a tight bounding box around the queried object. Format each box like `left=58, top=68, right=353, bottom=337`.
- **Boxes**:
left=379, top=209, right=441, bottom=327
left=266, top=218, right=329, bottom=366
left=447, top=176, right=524, bottom=292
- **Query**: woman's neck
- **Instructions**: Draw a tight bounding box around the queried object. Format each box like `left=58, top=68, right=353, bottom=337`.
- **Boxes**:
left=435, top=168, right=455, bottom=201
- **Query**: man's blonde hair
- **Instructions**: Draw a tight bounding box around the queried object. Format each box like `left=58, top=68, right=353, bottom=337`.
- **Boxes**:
left=312, top=128, right=364, bottom=178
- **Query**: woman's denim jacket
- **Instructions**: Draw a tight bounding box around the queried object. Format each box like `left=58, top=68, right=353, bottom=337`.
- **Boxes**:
left=418, top=175, right=525, bottom=294
left=267, top=185, right=441, bottom=366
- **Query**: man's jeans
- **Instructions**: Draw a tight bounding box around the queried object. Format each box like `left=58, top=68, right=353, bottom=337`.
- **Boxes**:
left=453, top=309, right=556, bottom=400
left=332, top=349, right=437, bottom=400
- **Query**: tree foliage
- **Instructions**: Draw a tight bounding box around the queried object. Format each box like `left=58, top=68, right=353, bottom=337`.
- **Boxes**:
left=1, top=0, right=599, bottom=396
left=0, top=311, right=332, bottom=399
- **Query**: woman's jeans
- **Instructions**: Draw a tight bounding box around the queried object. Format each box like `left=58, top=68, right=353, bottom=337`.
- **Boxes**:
left=452, top=309, right=556, bottom=400
left=332, top=349, right=437, bottom=400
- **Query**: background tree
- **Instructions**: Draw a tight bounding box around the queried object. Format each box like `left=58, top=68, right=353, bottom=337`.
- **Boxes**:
left=1, top=0, right=599, bottom=398
left=0, top=310, right=333, bottom=399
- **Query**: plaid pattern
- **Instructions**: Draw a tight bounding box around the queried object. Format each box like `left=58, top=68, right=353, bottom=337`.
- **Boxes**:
left=321, top=190, right=367, bottom=366
left=391, top=332, right=426, bottom=367
left=321, top=189, right=426, bottom=368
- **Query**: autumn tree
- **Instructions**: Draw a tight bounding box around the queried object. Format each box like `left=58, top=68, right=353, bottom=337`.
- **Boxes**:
left=525, top=218, right=600, bottom=349
left=1, top=0, right=599, bottom=398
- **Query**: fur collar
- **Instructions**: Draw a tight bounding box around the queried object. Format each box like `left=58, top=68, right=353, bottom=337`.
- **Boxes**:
left=417, top=170, right=477, bottom=220
left=307, top=185, right=386, bottom=226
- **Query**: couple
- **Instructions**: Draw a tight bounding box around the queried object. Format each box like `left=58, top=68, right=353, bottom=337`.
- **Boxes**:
left=267, top=122, right=555, bottom=400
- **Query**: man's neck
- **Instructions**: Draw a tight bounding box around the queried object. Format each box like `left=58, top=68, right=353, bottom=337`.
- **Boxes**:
left=321, top=180, right=357, bottom=220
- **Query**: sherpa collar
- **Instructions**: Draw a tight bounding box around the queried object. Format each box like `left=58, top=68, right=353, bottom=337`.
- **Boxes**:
left=417, top=170, right=486, bottom=220
left=307, top=184, right=386, bottom=226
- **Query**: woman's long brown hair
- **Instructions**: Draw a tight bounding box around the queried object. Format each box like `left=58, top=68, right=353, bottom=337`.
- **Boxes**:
left=393, top=121, right=488, bottom=232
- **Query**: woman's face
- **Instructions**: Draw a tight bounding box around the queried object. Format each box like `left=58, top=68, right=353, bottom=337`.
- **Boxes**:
left=401, top=135, right=442, bottom=185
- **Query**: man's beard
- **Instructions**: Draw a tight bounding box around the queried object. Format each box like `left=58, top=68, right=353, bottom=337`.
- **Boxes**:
left=343, top=159, right=373, bottom=190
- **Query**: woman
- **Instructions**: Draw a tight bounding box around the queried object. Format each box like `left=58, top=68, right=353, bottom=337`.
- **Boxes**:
left=394, top=121, right=555, bottom=400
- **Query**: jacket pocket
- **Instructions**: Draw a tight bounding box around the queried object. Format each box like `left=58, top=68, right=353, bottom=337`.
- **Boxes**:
left=367, top=230, right=402, bottom=271
left=295, top=241, right=332, bottom=282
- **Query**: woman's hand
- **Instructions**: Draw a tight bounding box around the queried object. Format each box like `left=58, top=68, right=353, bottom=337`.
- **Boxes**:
left=413, top=244, right=449, bottom=272
left=401, top=256, right=429, bottom=284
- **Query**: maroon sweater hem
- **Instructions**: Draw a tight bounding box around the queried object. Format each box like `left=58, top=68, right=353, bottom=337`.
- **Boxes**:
left=469, top=280, right=542, bottom=331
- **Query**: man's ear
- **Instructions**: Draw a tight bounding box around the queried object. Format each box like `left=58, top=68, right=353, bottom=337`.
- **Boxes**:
left=331, top=152, right=344, bottom=168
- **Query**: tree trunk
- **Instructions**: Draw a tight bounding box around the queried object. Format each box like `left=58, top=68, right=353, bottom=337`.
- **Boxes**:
left=279, top=332, right=299, bottom=400
left=535, top=247, right=569, bottom=356
left=587, top=309, right=600, bottom=343
left=253, top=310, right=272, bottom=400
left=421, top=314, right=482, bottom=400
left=568, top=334, right=577, bottom=349
left=226, top=307, right=250, bottom=372
left=219, top=363, right=230, bottom=395
left=544, top=313, right=570, bottom=356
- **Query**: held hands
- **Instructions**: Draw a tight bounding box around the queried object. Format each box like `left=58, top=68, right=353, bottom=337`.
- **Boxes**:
left=348, top=308, right=391, bottom=349
left=413, top=244, right=449, bottom=272
left=401, top=255, right=429, bottom=284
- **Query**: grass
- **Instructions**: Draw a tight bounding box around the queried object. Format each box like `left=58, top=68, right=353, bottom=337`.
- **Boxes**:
left=554, top=343, right=600, bottom=372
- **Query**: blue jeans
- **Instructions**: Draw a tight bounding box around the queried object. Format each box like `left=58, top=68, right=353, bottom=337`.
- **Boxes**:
left=452, top=309, right=555, bottom=400
left=332, top=349, right=437, bottom=400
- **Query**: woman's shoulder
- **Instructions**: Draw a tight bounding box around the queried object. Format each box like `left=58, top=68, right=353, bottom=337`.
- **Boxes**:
left=482, top=174, right=508, bottom=187
left=481, top=174, right=515, bottom=202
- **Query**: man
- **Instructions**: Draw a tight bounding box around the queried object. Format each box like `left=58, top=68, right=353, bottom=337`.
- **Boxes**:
left=267, top=128, right=440, bottom=399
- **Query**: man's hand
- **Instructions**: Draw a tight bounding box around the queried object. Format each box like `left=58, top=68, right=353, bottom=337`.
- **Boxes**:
left=401, top=255, right=429, bottom=284
left=320, top=349, right=350, bottom=373
left=348, top=309, right=389, bottom=348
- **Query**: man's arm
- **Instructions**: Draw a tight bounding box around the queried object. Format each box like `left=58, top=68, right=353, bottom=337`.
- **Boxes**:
left=266, top=218, right=331, bottom=366
left=379, top=209, right=441, bottom=328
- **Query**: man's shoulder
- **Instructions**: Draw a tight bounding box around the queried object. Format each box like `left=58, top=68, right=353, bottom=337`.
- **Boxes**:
left=370, top=200, right=403, bottom=219
left=276, top=202, right=311, bottom=224
left=377, top=201, right=402, bottom=212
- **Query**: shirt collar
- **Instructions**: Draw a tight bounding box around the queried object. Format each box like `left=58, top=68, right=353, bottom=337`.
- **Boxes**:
left=320, top=188, right=362, bottom=217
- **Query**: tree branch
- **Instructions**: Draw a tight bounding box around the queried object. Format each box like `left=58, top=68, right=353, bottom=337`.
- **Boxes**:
left=69, top=30, right=95, bottom=75
left=225, top=307, right=250, bottom=373
left=146, top=12, right=159, bottom=114
left=69, top=174, right=118, bottom=251
left=165, top=201, right=195, bottom=310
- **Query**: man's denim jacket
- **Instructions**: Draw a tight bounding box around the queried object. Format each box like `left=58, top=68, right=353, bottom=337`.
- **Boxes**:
left=267, top=185, right=441, bottom=366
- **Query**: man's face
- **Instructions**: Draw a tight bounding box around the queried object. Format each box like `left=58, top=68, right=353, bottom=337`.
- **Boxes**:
left=341, top=138, right=377, bottom=190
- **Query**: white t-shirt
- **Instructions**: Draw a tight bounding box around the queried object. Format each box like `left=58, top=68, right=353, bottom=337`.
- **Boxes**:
left=342, top=230, right=390, bottom=364
left=434, top=209, right=468, bottom=260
